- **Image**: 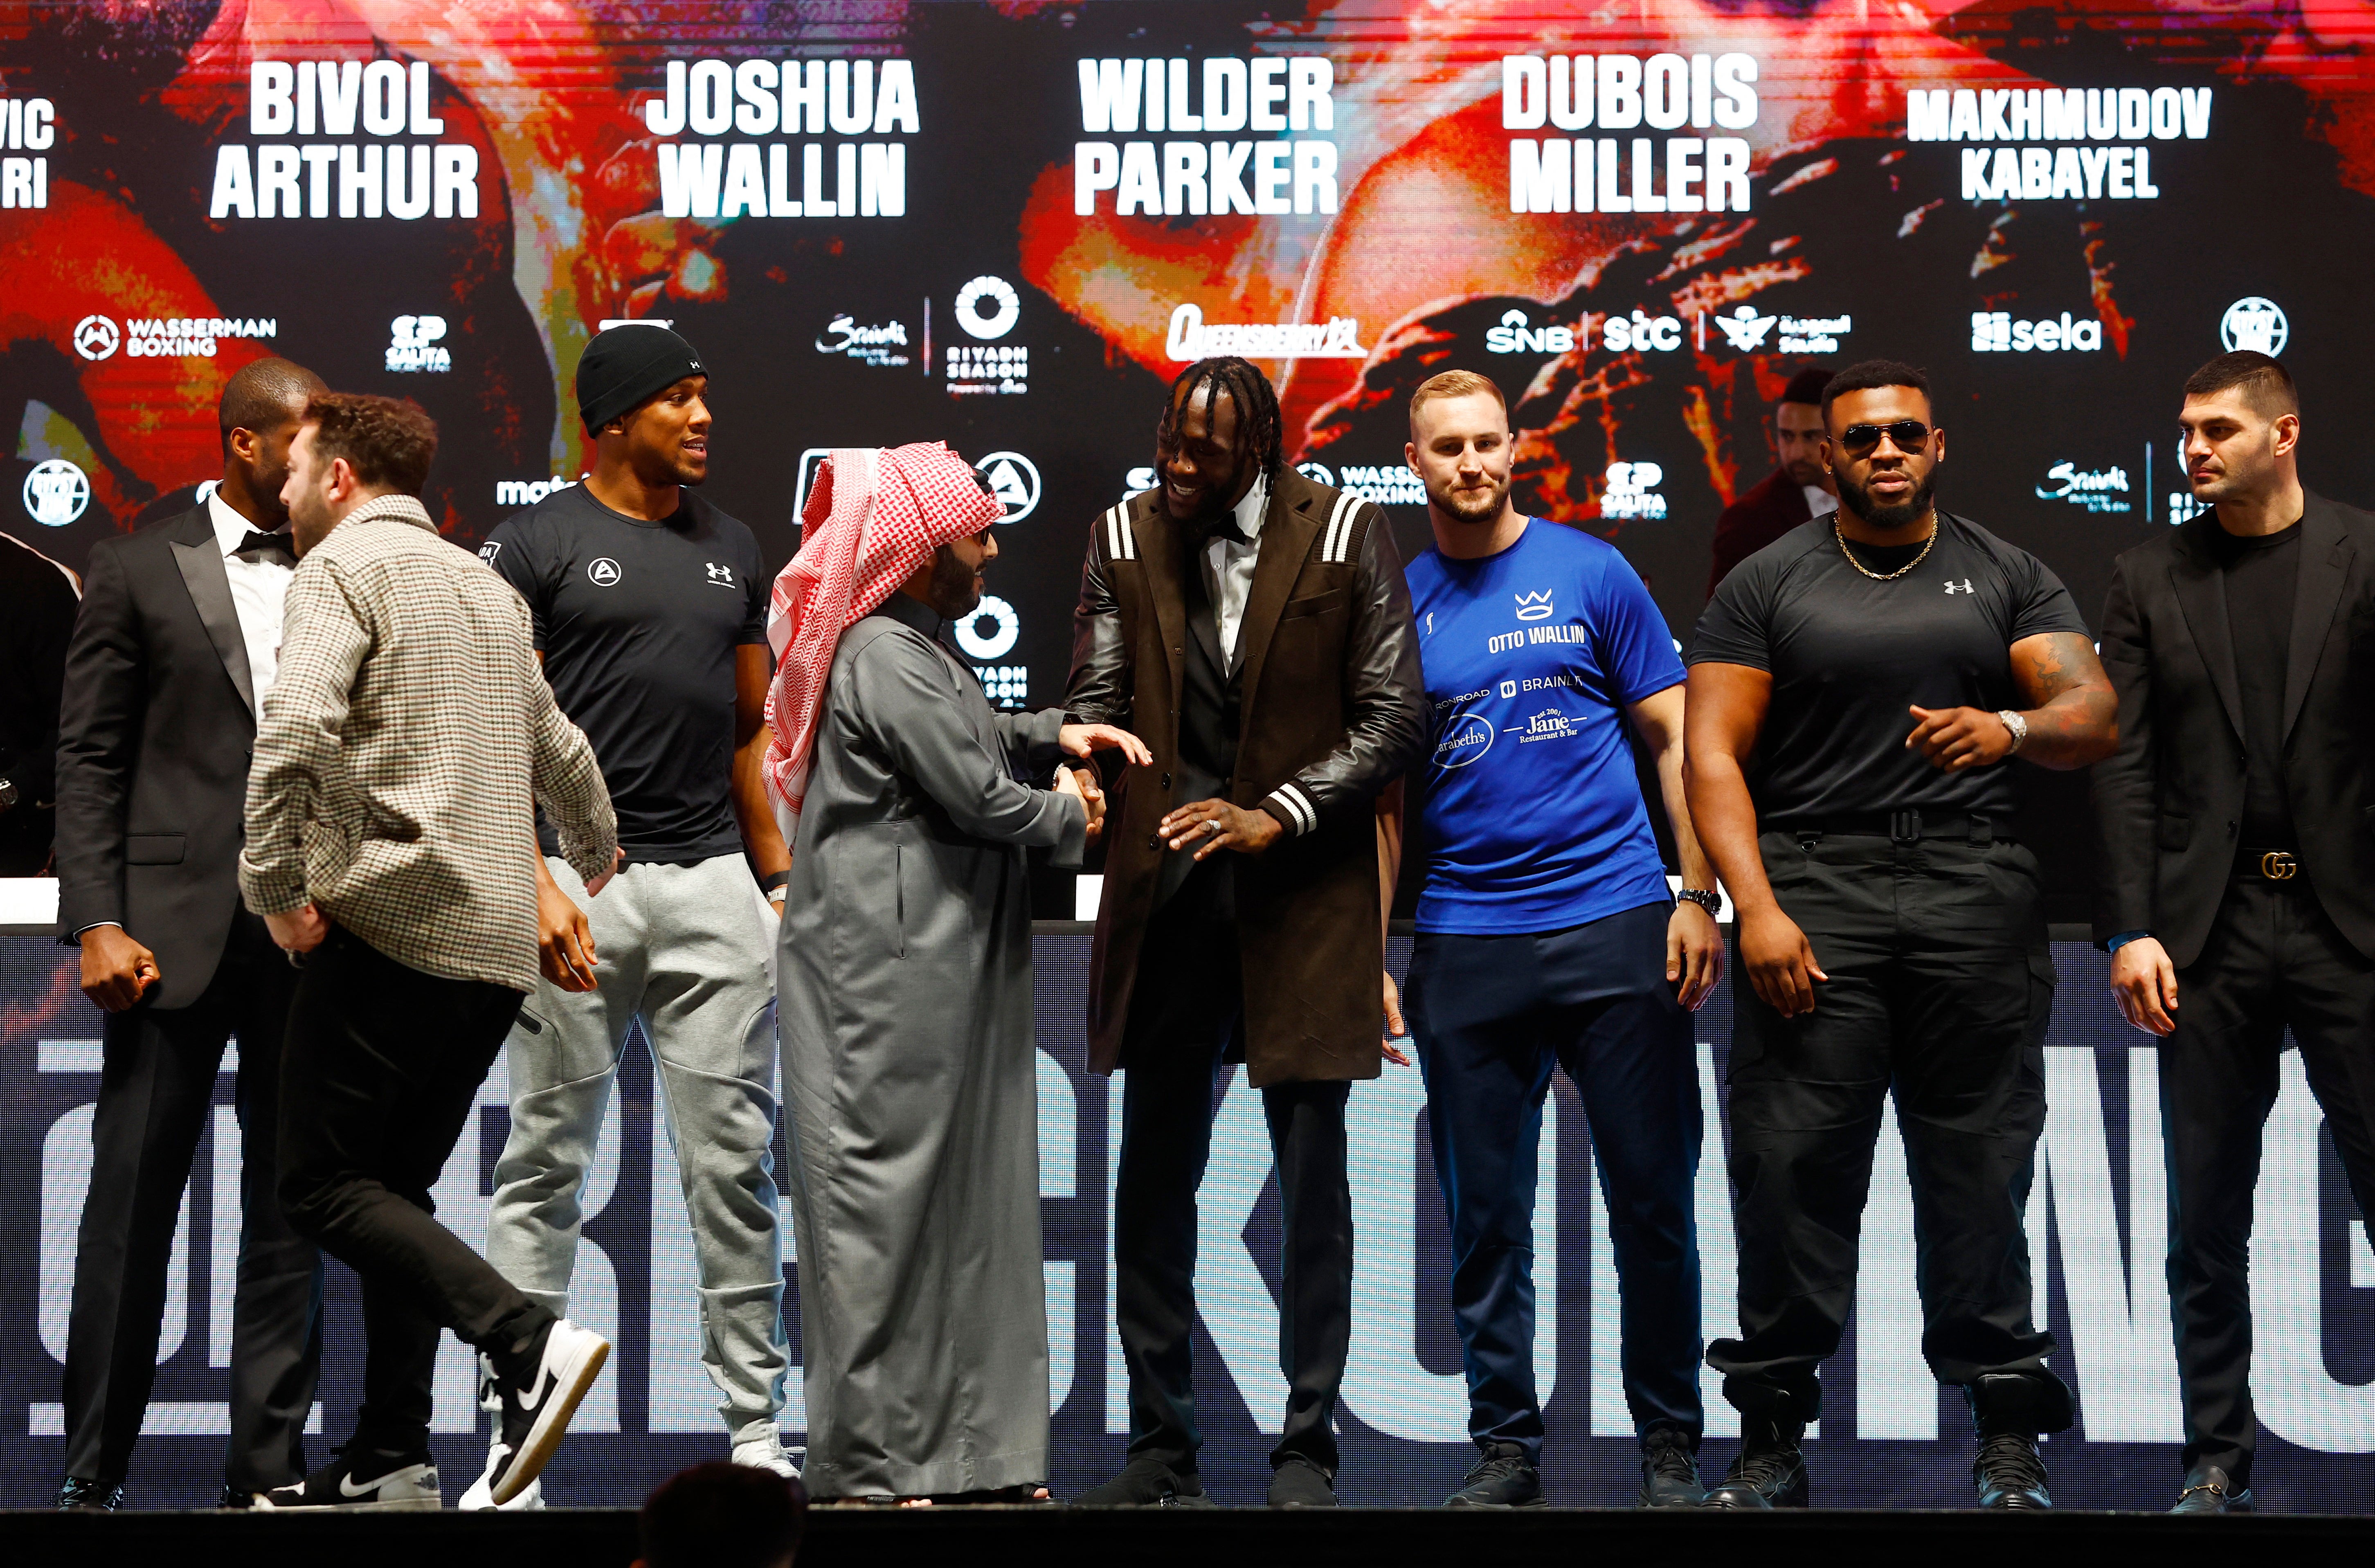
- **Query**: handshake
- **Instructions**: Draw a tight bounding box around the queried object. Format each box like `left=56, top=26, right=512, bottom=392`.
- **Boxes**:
left=1054, top=722, right=1150, bottom=846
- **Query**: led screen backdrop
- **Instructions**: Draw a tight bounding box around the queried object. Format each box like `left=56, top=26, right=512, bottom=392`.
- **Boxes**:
left=2, top=0, right=2372, bottom=1509
left=1, top=937, right=2371, bottom=1510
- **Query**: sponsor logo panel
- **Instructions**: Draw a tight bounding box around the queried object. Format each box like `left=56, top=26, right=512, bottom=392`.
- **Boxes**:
left=23, top=459, right=89, bottom=526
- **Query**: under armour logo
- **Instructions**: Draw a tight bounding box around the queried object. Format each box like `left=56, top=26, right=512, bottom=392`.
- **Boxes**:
left=1943, top=578, right=1975, bottom=595
left=705, top=562, right=735, bottom=585
left=1514, top=590, right=1553, bottom=622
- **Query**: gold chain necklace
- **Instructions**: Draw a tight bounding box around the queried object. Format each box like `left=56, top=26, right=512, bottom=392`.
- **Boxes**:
left=1833, top=517, right=1938, bottom=581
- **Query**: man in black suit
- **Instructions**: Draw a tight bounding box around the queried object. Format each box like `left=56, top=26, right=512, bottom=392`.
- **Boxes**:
left=2094, top=350, right=2375, bottom=1514
left=1705, top=367, right=1839, bottom=598
left=52, top=357, right=329, bottom=1511
left=0, top=530, right=80, bottom=873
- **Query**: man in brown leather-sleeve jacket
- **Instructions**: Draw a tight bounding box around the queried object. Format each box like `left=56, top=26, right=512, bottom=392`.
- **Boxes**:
left=1065, top=357, right=1424, bottom=1509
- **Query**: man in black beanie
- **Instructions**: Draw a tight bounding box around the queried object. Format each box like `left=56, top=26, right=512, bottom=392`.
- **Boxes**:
left=1706, top=366, right=1841, bottom=597
left=467, top=324, right=798, bottom=1503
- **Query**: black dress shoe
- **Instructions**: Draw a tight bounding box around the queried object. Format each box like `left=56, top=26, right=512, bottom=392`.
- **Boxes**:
left=56, top=1476, right=124, bottom=1512
left=1443, top=1442, right=1544, bottom=1509
left=1701, top=1420, right=1807, bottom=1509
left=219, top=1486, right=258, bottom=1510
left=1074, top=1456, right=1216, bottom=1508
left=1268, top=1456, right=1338, bottom=1508
left=2170, top=1464, right=2255, bottom=1514
left=1638, top=1426, right=1707, bottom=1509
left=1974, top=1433, right=2052, bottom=1509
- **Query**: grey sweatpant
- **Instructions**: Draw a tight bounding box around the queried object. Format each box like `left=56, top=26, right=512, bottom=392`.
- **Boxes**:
left=486, top=854, right=788, bottom=1444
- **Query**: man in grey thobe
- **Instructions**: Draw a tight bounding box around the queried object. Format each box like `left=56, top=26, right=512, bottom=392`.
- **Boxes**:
left=775, top=504, right=1133, bottom=1501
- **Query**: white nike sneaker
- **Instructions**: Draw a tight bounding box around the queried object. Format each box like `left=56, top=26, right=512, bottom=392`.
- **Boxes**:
left=730, top=1431, right=801, bottom=1478
left=458, top=1469, right=544, bottom=1510
left=254, top=1447, right=441, bottom=1512
left=459, top=1354, right=546, bottom=1510
left=470, top=1318, right=609, bottom=1507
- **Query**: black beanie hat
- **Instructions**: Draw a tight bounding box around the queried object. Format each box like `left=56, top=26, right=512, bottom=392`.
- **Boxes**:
left=578, top=324, right=705, bottom=434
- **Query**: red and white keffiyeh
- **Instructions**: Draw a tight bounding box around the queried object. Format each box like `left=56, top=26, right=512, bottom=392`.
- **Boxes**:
left=762, top=442, right=1003, bottom=834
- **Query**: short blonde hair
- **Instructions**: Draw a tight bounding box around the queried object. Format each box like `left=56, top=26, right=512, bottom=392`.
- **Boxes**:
left=1408, top=369, right=1508, bottom=431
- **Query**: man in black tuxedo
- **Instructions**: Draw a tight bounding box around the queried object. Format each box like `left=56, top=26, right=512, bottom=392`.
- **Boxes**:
left=2094, top=351, right=2375, bottom=1514
left=52, top=357, right=329, bottom=1511
left=1705, top=367, right=1840, bottom=599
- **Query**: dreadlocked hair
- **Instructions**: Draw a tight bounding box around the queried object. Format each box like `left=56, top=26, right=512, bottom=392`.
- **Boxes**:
left=1155, top=355, right=1284, bottom=486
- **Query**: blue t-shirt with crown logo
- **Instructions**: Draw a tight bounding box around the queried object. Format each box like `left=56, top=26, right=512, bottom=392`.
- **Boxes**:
left=1404, top=520, right=1684, bottom=934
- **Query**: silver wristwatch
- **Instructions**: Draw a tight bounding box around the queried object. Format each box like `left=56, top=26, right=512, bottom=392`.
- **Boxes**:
left=1996, top=709, right=2029, bottom=754
left=1676, top=887, right=1722, bottom=918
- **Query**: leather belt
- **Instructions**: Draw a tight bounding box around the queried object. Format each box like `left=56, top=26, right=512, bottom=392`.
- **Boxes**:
left=1768, top=810, right=2006, bottom=846
left=2238, top=848, right=2303, bottom=882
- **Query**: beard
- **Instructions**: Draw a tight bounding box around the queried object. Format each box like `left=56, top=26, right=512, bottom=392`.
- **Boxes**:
left=1834, top=464, right=1936, bottom=531
left=1430, top=472, right=1508, bottom=526
left=923, top=543, right=983, bottom=620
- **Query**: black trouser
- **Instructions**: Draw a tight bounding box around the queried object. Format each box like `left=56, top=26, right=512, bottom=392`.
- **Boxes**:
left=1405, top=902, right=1703, bottom=1460
left=1707, top=827, right=2066, bottom=1426
left=1113, top=868, right=1352, bottom=1476
left=2160, top=874, right=2375, bottom=1487
left=277, top=928, right=553, bottom=1455
left=62, top=909, right=323, bottom=1492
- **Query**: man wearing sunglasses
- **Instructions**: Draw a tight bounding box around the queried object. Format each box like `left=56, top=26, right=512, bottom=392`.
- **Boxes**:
left=1683, top=360, right=2116, bottom=1510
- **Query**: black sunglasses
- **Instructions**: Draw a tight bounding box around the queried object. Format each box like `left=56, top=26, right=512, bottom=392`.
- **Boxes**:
left=1836, top=420, right=1933, bottom=457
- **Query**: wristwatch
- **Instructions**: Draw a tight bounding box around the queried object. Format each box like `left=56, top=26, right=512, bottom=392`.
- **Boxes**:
left=1997, top=709, right=2029, bottom=754
left=1676, top=887, right=1721, bottom=918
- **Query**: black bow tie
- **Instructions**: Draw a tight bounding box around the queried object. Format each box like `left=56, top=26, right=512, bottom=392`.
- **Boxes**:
left=1188, top=513, right=1253, bottom=549
left=233, top=529, right=296, bottom=563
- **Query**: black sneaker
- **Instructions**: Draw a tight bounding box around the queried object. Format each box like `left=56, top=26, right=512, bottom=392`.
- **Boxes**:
left=253, top=1447, right=441, bottom=1512
left=1637, top=1427, right=1706, bottom=1509
left=219, top=1486, right=259, bottom=1510
left=1974, top=1432, right=2052, bottom=1510
left=1268, top=1455, right=1338, bottom=1508
left=55, top=1476, right=122, bottom=1512
left=2170, top=1464, right=2254, bottom=1514
left=1074, top=1456, right=1217, bottom=1508
left=466, top=1317, right=610, bottom=1508
left=1444, top=1442, right=1545, bottom=1509
left=1701, top=1420, right=1808, bottom=1509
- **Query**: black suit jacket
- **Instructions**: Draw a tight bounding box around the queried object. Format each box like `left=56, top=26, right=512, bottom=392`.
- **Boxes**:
left=55, top=505, right=266, bottom=1008
left=1707, top=468, right=1814, bottom=599
left=2092, top=491, right=2375, bottom=967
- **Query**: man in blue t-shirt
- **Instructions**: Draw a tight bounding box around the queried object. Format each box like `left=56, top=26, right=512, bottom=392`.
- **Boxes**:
left=1384, top=371, right=1724, bottom=1510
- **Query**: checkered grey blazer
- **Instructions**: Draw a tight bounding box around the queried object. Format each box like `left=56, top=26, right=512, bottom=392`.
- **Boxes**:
left=240, top=493, right=616, bottom=992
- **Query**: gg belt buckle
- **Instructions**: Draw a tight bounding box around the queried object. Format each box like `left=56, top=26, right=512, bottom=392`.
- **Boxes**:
left=2260, top=850, right=2299, bottom=881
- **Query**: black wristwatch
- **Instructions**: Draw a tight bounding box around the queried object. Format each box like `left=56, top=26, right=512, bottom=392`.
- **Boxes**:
left=1675, top=887, right=1722, bottom=918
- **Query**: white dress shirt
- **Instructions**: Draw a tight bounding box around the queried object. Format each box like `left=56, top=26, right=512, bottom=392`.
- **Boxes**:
left=209, top=490, right=295, bottom=699
left=1198, top=470, right=1270, bottom=674
left=1803, top=483, right=1841, bottom=520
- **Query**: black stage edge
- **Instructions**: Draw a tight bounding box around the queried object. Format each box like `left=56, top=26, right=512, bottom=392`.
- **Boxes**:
left=6, top=1506, right=2363, bottom=1568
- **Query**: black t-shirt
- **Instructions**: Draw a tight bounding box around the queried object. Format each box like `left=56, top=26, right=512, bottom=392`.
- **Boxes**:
left=483, top=483, right=768, bottom=862
left=2206, top=518, right=2301, bottom=848
left=1688, top=513, right=2091, bottom=821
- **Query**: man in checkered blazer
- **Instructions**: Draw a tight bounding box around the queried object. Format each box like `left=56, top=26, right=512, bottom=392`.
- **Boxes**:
left=238, top=392, right=620, bottom=1513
